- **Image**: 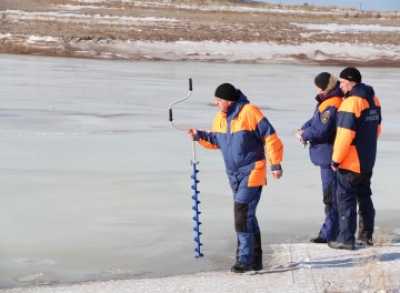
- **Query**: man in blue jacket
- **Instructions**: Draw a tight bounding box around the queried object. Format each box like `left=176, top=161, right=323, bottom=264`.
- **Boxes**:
left=188, top=83, right=284, bottom=273
left=296, top=72, right=344, bottom=244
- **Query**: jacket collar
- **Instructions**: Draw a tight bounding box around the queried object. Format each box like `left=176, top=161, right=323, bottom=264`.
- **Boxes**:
left=226, top=90, right=250, bottom=119
left=347, top=83, right=375, bottom=100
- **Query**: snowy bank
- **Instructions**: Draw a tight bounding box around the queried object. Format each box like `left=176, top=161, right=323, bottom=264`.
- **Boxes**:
left=1, top=10, right=179, bottom=26
left=291, top=22, right=400, bottom=33
left=1, top=35, right=400, bottom=66
left=3, top=243, right=400, bottom=293
left=1, top=1, right=400, bottom=64
left=72, top=0, right=347, bottom=15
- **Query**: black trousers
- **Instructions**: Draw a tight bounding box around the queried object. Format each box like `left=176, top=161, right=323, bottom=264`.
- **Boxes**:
left=336, top=169, right=375, bottom=244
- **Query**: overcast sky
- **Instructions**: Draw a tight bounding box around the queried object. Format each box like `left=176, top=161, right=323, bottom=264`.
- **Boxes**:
left=258, top=0, right=400, bottom=11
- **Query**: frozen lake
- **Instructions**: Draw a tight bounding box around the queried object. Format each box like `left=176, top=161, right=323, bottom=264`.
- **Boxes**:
left=0, top=54, right=399, bottom=288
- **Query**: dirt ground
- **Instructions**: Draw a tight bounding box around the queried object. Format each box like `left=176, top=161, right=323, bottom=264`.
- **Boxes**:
left=0, top=0, right=399, bottom=62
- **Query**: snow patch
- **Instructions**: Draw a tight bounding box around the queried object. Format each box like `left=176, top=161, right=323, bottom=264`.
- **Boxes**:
left=55, top=4, right=109, bottom=10
left=74, top=0, right=107, bottom=3
left=1, top=33, right=400, bottom=65
left=71, top=0, right=345, bottom=15
left=27, top=35, right=59, bottom=43
left=0, top=33, right=13, bottom=39
left=2, top=10, right=179, bottom=26
left=105, top=40, right=400, bottom=64
left=292, top=22, right=400, bottom=33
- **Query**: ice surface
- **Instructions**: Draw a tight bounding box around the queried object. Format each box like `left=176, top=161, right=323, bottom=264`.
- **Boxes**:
left=0, top=54, right=399, bottom=288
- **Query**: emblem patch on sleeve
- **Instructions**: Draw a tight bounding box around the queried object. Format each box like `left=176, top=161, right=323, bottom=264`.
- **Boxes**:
left=321, top=111, right=330, bottom=124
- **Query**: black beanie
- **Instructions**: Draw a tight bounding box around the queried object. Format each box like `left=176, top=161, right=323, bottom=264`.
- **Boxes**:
left=340, top=67, right=362, bottom=83
left=314, top=72, right=331, bottom=91
left=214, top=83, right=239, bottom=102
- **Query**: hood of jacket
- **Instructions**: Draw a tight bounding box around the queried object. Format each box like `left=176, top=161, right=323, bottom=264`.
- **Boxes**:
left=315, top=82, right=344, bottom=104
left=347, top=82, right=375, bottom=100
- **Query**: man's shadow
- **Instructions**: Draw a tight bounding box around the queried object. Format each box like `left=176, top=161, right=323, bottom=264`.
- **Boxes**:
left=256, top=248, right=400, bottom=274
left=303, top=252, right=400, bottom=269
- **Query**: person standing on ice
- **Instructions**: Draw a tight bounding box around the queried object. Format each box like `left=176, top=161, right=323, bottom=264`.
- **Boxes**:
left=188, top=83, right=284, bottom=273
left=296, top=72, right=343, bottom=244
left=328, top=67, right=382, bottom=250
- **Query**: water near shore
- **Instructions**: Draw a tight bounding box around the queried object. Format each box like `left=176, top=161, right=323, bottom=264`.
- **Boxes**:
left=0, top=54, right=399, bottom=288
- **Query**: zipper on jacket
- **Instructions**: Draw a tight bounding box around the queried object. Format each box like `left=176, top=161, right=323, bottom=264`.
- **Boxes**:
left=227, top=115, right=240, bottom=171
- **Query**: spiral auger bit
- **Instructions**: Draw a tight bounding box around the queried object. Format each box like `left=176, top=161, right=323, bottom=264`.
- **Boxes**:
left=168, top=78, right=204, bottom=258
left=191, top=160, right=203, bottom=257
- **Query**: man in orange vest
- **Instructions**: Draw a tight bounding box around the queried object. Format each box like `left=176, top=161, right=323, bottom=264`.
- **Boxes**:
left=329, top=67, right=382, bottom=250
left=188, top=83, right=284, bottom=272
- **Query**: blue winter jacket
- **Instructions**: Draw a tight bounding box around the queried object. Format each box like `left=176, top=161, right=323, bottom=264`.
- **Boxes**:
left=195, top=91, right=284, bottom=189
left=301, top=85, right=343, bottom=167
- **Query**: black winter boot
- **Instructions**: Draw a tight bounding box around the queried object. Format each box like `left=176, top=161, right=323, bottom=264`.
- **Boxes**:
left=231, top=262, right=253, bottom=273
left=253, top=233, right=263, bottom=271
left=310, top=236, right=327, bottom=244
left=357, top=232, right=374, bottom=246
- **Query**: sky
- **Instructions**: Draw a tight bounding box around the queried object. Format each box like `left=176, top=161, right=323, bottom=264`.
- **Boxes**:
left=258, top=0, right=400, bottom=11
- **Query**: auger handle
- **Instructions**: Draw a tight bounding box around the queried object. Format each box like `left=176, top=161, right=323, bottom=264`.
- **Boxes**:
left=189, top=78, right=193, bottom=91
left=168, top=78, right=193, bottom=130
left=169, top=108, right=173, bottom=122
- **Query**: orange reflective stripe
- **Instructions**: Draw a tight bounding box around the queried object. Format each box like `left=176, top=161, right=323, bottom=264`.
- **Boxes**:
left=265, top=133, right=284, bottom=165
left=339, top=145, right=361, bottom=173
left=231, top=104, right=264, bottom=133
left=198, top=139, right=218, bottom=149
left=248, top=160, right=267, bottom=187
left=339, top=96, right=369, bottom=118
left=318, top=97, right=342, bottom=113
left=333, top=127, right=356, bottom=164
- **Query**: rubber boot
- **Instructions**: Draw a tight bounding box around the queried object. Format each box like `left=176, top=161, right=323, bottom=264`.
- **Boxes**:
left=253, top=233, right=263, bottom=271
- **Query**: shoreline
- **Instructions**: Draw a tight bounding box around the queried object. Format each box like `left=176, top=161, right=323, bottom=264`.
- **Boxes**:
left=1, top=38, right=400, bottom=67
left=3, top=242, right=400, bottom=293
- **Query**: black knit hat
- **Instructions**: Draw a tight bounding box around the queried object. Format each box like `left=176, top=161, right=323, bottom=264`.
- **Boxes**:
left=214, top=83, right=239, bottom=102
left=340, top=67, right=362, bottom=83
left=314, top=72, right=331, bottom=91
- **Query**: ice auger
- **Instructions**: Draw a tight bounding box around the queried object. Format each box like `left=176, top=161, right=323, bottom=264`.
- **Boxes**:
left=168, top=78, right=204, bottom=258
